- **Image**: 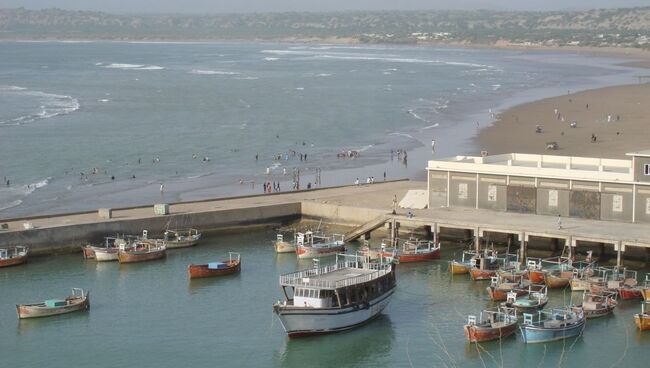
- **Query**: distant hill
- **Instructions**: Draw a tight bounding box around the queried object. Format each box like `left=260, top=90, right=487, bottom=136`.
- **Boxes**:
left=1, top=7, right=649, bottom=48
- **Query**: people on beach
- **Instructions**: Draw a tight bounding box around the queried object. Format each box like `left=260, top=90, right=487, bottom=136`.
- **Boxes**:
left=431, top=139, right=436, bottom=153
left=557, top=214, right=562, bottom=230
left=160, top=183, right=164, bottom=194
left=355, top=178, right=359, bottom=186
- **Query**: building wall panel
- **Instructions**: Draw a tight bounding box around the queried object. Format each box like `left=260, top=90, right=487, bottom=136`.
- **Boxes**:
left=449, top=175, right=476, bottom=208
left=536, top=188, right=569, bottom=216
left=601, top=191, right=633, bottom=222
left=478, top=181, right=507, bottom=211
left=507, top=186, right=536, bottom=213
left=633, top=157, right=650, bottom=182
left=569, top=191, right=601, bottom=219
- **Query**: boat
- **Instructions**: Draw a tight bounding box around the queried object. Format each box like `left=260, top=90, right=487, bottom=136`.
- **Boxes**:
left=82, top=237, right=122, bottom=262
left=469, top=249, right=512, bottom=281
left=394, top=238, right=440, bottom=263
left=580, top=291, right=617, bottom=319
left=520, top=306, right=586, bottom=343
left=188, top=252, right=241, bottom=279
left=158, top=228, right=201, bottom=249
left=295, top=232, right=345, bottom=259
left=545, top=270, right=573, bottom=289
left=502, top=287, right=548, bottom=313
left=16, top=288, right=89, bottom=319
left=273, top=254, right=396, bottom=337
left=486, top=276, right=529, bottom=302
left=463, top=307, right=518, bottom=343
left=641, top=274, right=650, bottom=302
left=617, top=271, right=643, bottom=300
left=117, top=240, right=166, bottom=263
left=0, top=246, right=29, bottom=268
left=634, top=301, right=650, bottom=331
left=275, top=233, right=297, bottom=253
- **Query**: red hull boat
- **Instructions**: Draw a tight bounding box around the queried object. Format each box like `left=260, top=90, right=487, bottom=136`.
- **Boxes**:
left=188, top=253, right=241, bottom=279
left=619, top=287, right=643, bottom=300
left=470, top=268, right=497, bottom=281
left=529, top=270, right=546, bottom=285
left=398, top=247, right=440, bottom=263
left=464, top=308, right=518, bottom=342
left=486, top=286, right=528, bottom=301
left=0, top=246, right=29, bottom=268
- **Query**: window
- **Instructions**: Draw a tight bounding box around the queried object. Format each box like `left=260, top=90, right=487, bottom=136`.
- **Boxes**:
left=458, top=183, right=468, bottom=199
left=645, top=164, right=650, bottom=175
left=612, top=195, right=623, bottom=213
left=548, top=190, right=558, bottom=207
left=487, top=185, right=497, bottom=202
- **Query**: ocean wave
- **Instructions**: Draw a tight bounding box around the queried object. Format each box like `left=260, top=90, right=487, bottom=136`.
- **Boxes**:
left=0, top=86, right=80, bottom=126
left=270, top=163, right=281, bottom=170
left=233, top=76, right=259, bottom=80
left=356, top=144, right=373, bottom=152
left=264, top=57, right=279, bottom=61
left=316, top=73, right=332, bottom=77
left=421, top=123, right=440, bottom=130
left=389, top=132, right=416, bottom=140
left=190, top=69, right=240, bottom=76
left=103, top=63, right=164, bottom=71
left=98, top=99, right=110, bottom=103
left=23, top=177, right=51, bottom=195
left=0, top=199, right=22, bottom=212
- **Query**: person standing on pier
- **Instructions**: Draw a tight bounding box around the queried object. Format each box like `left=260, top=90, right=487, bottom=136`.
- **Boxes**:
left=557, top=214, right=563, bottom=230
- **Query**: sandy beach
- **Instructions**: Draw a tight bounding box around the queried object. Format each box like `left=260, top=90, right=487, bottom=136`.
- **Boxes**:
left=476, top=82, right=650, bottom=158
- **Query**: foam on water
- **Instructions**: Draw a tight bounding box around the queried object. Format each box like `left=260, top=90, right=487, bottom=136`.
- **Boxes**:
left=0, top=86, right=80, bottom=126
left=264, top=57, right=279, bottom=61
left=190, top=69, right=240, bottom=75
left=103, top=63, right=164, bottom=70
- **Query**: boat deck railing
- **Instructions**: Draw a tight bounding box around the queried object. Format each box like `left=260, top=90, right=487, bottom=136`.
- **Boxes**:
left=279, top=260, right=392, bottom=290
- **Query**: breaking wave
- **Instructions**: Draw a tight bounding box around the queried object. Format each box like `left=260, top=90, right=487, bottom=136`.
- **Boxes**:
left=0, top=86, right=80, bottom=126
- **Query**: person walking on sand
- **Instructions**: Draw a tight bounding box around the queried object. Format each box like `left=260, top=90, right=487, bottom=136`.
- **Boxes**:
left=557, top=214, right=562, bottom=230
left=355, top=178, right=359, bottom=186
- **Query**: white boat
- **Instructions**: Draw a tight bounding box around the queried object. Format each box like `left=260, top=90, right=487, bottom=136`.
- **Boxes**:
left=295, top=231, right=345, bottom=259
left=159, top=228, right=201, bottom=249
left=275, top=233, right=296, bottom=253
left=82, top=237, right=123, bottom=262
left=273, top=254, right=396, bottom=337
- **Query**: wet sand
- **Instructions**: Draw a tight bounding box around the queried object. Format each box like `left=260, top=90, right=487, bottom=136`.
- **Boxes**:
left=476, top=83, right=650, bottom=158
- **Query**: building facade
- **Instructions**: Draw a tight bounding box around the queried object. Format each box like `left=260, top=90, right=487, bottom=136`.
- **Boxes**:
left=427, top=150, right=650, bottom=224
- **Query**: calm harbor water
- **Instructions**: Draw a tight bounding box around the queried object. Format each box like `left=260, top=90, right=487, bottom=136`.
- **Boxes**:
left=1, top=226, right=648, bottom=367
left=0, top=41, right=643, bottom=218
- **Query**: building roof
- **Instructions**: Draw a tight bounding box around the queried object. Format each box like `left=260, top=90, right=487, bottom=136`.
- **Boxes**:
left=428, top=153, right=635, bottom=183
left=626, top=150, right=650, bottom=158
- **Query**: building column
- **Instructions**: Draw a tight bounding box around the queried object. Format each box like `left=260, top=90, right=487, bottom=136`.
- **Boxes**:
left=616, top=241, right=622, bottom=268
left=474, top=227, right=480, bottom=251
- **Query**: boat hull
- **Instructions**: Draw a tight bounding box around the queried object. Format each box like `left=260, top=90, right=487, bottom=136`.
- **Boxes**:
left=570, top=278, right=591, bottom=292
left=274, top=288, right=394, bottom=337
left=16, top=296, right=90, bottom=319
left=470, top=268, right=497, bottom=281
left=82, top=246, right=96, bottom=259
left=464, top=322, right=518, bottom=343
left=545, top=275, right=570, bottom=289
left=503, top=300, right=548, bottom=314
left=529, top=270, right=546, bottom=285
left=487, top=287, right=527, bottom=302
left=296, top=245, right=345, bottom=259
left=188, top=261, right=241, bottom=279
left=642, top=288, right=650, bottom=302
left=520, top=319, right=585, bottom=343
left=618, top=288, right=643, bottom=300
left=449, top=261, right=470, bottom=275
left=275, top=241, right=296, bottom=253
left=94, top=249, right=119, bottom=262
left=118, top=249, right=166, bottom=263
left=398, top=248, right=440, bottom=263
left=0, top=254, right=28, bottom=268
left=584, top=306, right=616, bottom=319
left=635, top=314, right=650, bottom=331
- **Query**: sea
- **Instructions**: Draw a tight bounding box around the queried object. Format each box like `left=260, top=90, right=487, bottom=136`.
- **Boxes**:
left=0, top=41, right=644, bottom=218
left=1, top=228, right=648, bottom=368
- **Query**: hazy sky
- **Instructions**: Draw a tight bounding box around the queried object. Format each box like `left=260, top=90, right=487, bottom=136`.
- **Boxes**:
left=4, top=0, right=650, bottom=14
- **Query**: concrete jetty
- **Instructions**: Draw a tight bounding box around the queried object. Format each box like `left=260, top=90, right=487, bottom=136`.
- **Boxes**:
left=1, top=180, right=650, bottom=265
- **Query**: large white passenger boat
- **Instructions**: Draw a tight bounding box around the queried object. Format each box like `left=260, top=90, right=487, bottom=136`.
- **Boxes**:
left=273, top=254, right=396, bottom=337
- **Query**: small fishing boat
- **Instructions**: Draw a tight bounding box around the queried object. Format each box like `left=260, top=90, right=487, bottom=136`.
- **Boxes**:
left=295, top=232, right=345, bottom=259
left=275, top=233, right=296, bottom=253
left=117, top=241, right=166, bottom=263
left=486, top=276, right=528, bottom=302
left=469, top=249, right=506, bottom=281
left=463, top=307, right=518, bottom=343
left=0, top=246, right=29, bottom=268
left=16, top=288, right=89, bottom=319
left=545, top=270, right=573, bottom=289
left=634, top=302, right=650, bottom=331
left=82, top=237, right=123, bottom=262
left=616, top=271, right=643, bottom=300
left=188, top=252, right=241, bottom=279
left=395, top=238, right=440, bottom=263
left=158, top=228, right=201, bottom=249
left=502, top=287, right=548, bottom=313
left=273, top=254, right=396, bottom=337
left=580, top=291, right=617, bottom=319
left=520, top=306, right=586, bottom=343
left=641, top=274, right=650, bottom=302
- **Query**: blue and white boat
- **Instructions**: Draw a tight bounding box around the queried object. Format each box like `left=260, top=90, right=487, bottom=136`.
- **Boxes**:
left=520, top=306, right=586, bottom=343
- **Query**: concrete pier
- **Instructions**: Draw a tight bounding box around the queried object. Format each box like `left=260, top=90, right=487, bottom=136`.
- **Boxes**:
left=2, top=180, right=650, bottom=265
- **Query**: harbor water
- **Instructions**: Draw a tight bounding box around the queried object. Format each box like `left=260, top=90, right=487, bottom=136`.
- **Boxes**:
left=1, top=226, right=648, bottom=367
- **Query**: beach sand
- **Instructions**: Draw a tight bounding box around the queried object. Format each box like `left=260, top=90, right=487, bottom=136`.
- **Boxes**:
left=476, top=83, right=650, bottom=159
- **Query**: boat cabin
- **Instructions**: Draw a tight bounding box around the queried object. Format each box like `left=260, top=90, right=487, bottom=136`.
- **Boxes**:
left=293, top=288, right=335, bottom=308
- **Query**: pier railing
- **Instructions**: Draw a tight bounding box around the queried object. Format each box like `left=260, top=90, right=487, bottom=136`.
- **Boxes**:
left=279, top=261, right=392, bottom=289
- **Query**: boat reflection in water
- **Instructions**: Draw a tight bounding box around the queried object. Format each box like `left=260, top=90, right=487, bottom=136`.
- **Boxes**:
left=275, top=315, right=394, bottom=366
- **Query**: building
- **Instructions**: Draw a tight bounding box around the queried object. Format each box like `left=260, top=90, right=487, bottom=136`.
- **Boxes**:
left=427, top=150, right=650, bottom=223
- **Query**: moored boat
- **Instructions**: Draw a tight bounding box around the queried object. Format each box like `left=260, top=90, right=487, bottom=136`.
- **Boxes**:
left=448, top=250, right=477, bottom=275
left=0, top=246, right=29, bottom=268
left=641, top=274, right=650, bottom=302
left=295, top=232, right=345, bottom=259
left=118, top=241, right=166, bottom=263
left=395, top=238, right=440, bottom=263
left=158, top=228, right=201, bottom=249
left=486, top=276, right=528, bottom=302
left=275, top=233, right=296, bottom=253
left=463, top=307, right=518, bottom=343
left=545, top=270, right=573, bottom=289
left=580, top=291, right=617, bottom=319
left=188, top=252, right=241, bottom=279
left=82, top=237, right=122, bottom=262
left=273, top=254, right=396, bottom=337
left=634, top=302, right=650, bottom=331
left=16, top=288, right=89, bottom=319
left=502, top=287, right=548, bottom=313
left=520, top=306, right=586, bottom=343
